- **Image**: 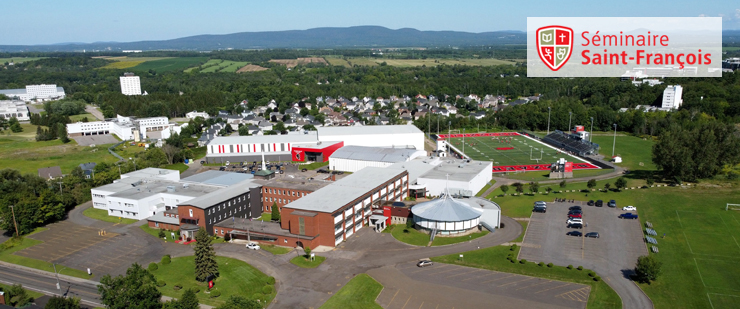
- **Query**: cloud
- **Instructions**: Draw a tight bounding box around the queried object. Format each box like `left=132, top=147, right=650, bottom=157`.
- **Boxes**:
left=699, top=14, right=707, bottom=17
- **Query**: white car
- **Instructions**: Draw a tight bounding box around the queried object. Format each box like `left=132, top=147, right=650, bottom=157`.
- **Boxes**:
left=246, top=243, right=261, bottom=250
left=567, top=218, right=583, bottom=225
left=622, top=206, right=637, bottom=211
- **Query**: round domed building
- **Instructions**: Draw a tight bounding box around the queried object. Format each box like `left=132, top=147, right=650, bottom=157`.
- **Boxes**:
left=411, top=194, right=500, bottom=236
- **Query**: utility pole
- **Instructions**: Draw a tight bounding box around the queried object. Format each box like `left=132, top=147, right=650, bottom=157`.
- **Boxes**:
left=547, top=107, right=551, bottom=135
left=129, top=157, right=137, bottom=171
left=9, top=205, right=18, bottom=237
left=56, top=181, right=63, bottom=196
left=590, top=117, right=594, bottom=142
left=462, top=128, right=465, bottom=158
left=52, top=263, right=62, bottom=290
left=612, top=123, right=617, bottom=157
left=568, top=111, right=573, bottom=131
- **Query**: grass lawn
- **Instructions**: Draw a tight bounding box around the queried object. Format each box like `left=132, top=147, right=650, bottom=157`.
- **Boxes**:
left=140, top=225, right=178, bottom=243
left=195, top=60, right=251, bottom=73
left=0, top=282, right=45, bottom=299
left=97, top=56, right=174, bottom=69
left=498, top=168, right=614, bottom=182
left=446, top=133, right=587, bottom=167
left=151, top=256, right=275, bottom=306
left=591, top=135, right=656, bottom=171
left=432, top=231, right=489, bottom=246
left=0, top=57, right=47, bottom=64
left=488, top=178, right=740, bottom=308
left=320, top=274, right=383, bottom=309
left=432, top=245, right=621, bottom=309
left=513, top=221, right=528, bottom=242
left=0, top=229, right=91, bottom=279
left=300, top=161, right=330, bottom=170
left=163, top=162, right=189, bottom=173
left=260, top=244, right=292, bottom=255
left=290, top=255, right=326, bottom=268
left=83, top=207, right=138, bottom=224
left=475, top=180, right=495, bottom=196
left=69, top=113, right=95, bottom=122
left=388, top=224, right=430, bottom=246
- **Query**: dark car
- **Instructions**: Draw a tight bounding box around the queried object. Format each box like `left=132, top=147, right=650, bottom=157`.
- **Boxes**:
left=568, top=209, right=583, bottom=215
left=417, top=260, right=433, bottom=267
left=585, top=232, right=600, bottom=238
left=569, top=206, right=582, bottom=211
left=619, top=213, right=639, bottom=219
left=587, top=200, right=595, bottom=206
left=219, top=166, right=226, bottom=171
left=568, top=223, right=583, bottom=229
left=533, top=206, right=547, bottom=213
left=200, top=160, right=205, bottom=164
left=595, top=200, right=604, bottom=207
left=607, top=200, right=617, bottom=208
left=568, top=213, right=583, bottom=219
left=567, top=231, right=583, bottom=237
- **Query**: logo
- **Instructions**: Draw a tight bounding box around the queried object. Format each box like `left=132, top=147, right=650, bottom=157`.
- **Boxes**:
left=536, top=25, right=574, bottom=71
left=294, top=150, right=303, bottom=160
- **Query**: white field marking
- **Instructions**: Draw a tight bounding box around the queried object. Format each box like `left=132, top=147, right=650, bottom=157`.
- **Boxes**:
left=676, top=210, right=684, bottom=228
left=684, top=231, right=694, bottom=254
left=694, top=258, right=707, bottom=287
left=708, top=293, right=715, bottom=309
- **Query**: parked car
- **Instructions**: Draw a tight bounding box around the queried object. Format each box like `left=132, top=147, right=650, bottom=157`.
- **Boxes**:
left=568, top=213, right=583, bottom=219
left=535, top=201, right=547, bottom=207
left=566, top=218, right=583, bottom=225
left=568, top=223, right=584, bottom=229
left=200, top=160, right=205, bottom=164
left=585, top=232, right=600, bottom=238
left=566, top=231, right=583, bottom=237
left=569, top=206, right=582, bottom=211
left=619, top=213, right=639, bottom=219
left=587, top=200, right=595, bottom=206
left=417, top=260, right=433, bottom=267
left=246, top=243, right=261, bottom=250
left=595, top=200, right=604, bottom=207
left=568, top=209, right=582, bottom=215
left=623, top=206, right=637, bottom=211
left=533, top=206, right=547, bottom=213
left=608, top=200, right=617, bottom=208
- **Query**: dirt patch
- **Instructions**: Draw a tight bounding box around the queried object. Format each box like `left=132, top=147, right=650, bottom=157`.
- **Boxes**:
left=236, top=64, right=269, bottom=73
left=269, top=57, right=328, bottom=68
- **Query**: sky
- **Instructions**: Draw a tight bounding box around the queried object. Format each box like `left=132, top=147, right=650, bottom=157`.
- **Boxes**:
left=2, top=0, right=739, bottom=45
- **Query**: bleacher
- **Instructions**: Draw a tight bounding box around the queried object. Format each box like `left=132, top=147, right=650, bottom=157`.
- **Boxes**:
left=542, top=130, right=599, bottom=156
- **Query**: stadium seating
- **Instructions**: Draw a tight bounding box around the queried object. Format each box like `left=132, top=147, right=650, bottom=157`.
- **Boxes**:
left=542, top=131, right=598, bottom=156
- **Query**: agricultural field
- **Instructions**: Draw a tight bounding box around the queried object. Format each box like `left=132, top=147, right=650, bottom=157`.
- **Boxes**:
left=269, top=57, right=328, bottom=68
left=185, top=59, right=251, bottom=73
left=0, top=57, right=47, bottom=64
left=129, top=57, right=208, bottom=72
left=325, top=56, right=518, bottom=67
left=236, top=64, right=269, bottom=72
left=96, top=56, right=173, bottom=69
left=591, top=134, right=656, bottom=171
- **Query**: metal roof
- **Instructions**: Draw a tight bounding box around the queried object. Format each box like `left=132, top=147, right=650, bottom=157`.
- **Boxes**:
left=177, top=179, right=259, bottom=209
left=411, top=196, right=483, bottom=222
left=318, top=125, right=422, bottom=136
left=386, top=159, right=436, bottom=183
left=331, top=146, right=425, bottom=163
left=418, top=159, right=493, bottom=182
left=284, top=167, right=405, bottom=213
left=207, top=131, right=318, bottom=145
left=181, top=170, right=253, bottom=186
left=147, top=212, right=179, bottom=225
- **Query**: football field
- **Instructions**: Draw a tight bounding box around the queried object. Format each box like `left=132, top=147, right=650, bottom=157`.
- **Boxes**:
left=440, top=132, right=599, bottom=172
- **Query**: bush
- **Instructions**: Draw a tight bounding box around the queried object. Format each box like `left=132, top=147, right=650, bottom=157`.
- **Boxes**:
left=577, top=266, right=583, bottom=271
left=510, top=244, right=517, bottom=251
left=158, top=229, right=166, bottom=238
left=192, top=287, right=201, bottom=293
left=594, top=276, right=601, bottom=282
left=403, top=229, right=410, bottom=233
left=567, top=265, right=573, bottom=270
left=519, top=259, right=527, bottom=264
left=538, top=262, right=545, bottom=267
left=588, top=271, right=595, bottom=277
left=210, top=290, right=221, bottom=298
left=547, top=263, right=553, bottom=268
left=174, top=284, right=182, bottom=291
left=266, top=276, right=275, bottom=285
left=251, top=293, right=264, bottom=301
left=148, top=263, right=158, bottom=271
left=157, top=280, right=166, bottom=287
left=262, top=285, right=274, bottom=294
left=161, top=255, right=171, bottom=265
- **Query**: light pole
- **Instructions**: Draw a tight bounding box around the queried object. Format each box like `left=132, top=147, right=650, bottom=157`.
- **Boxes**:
left=129, top=157, right=137, bottom=171
left=547, top=107, right=551, bottom=135
left=590, top=117, right=594, bottom=142
left=437, top=115, right=439, bottom=134
left=462, top=128, right=465, bottom=158
left=9, top=205, right=18, bottom=237
left=612, top=123, right=617, bottom=157
left=568, top=111, right=573, bottom=131
left=117, top=163, right=121, bottom=177
left=52, top=263, right=64, bottom=290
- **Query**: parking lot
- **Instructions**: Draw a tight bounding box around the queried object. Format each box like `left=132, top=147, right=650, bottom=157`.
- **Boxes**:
left=519, top=199, right=647, bottom=281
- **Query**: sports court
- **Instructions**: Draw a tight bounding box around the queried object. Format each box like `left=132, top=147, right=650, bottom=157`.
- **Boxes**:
left=439, top=132, right=599, bottom=172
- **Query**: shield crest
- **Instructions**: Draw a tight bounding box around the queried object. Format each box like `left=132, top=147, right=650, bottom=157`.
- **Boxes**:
left=536, top=25, right=573, bottom=71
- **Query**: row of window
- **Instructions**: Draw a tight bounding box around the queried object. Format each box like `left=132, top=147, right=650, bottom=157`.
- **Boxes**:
left=264, top=187, right=305, bottom=197
left=207, top=194, right=248, bottom=215
left=93, top=194, right=105, bottom=199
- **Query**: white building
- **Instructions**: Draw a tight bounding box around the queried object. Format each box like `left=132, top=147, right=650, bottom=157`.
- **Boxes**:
left=387, top=158, right=493, bottom=198
left=661, top=85, right=683, bottom=110
left=329, top=146, right=427, bottom=173
left=0, top=84, right=65, bottom=102
left=317, top=125, right=424, bottom=151
left=0, top=100, right=30, bottom=121
left=66, top=115, right=184, bottom=141
left=120, top=73, right=142, bottom=96
left=186, top=111, right=210, bottom=120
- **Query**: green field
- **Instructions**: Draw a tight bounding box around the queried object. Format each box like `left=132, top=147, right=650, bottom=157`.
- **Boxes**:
left=69, top=113, right=96, bottom=122
left=151, top=256, right=275, bottom=306
left=446, top=133, right=591, bottom=170
left=387, top=224, right=488, bottom=246
left=185, top=59, right=251, bottom=73
left=489, top=178, right=740, bottom=308
left=320, top=274, right=383, bottom=309
left=0, top=57, right=47, bottom=64
left=324, top=56, right=518, bottom=67
left=83, top=208, right=139, bottom=224
left=97, top=56, right=174, bottom=69
left=130, top=57, right=208, bottom=72
left=290, top=255, right=326, bottom=268
left=591, top=135, right=656, bottom=171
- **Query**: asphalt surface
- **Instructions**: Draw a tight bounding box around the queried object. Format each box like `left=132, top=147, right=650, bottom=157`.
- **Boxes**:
left=519, top=200, right=651, bottom=309
left=0, top=262, right=104, bottom=308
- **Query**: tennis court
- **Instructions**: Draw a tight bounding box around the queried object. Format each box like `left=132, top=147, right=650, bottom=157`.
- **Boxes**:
left=439, top=132, right=599, bottom=172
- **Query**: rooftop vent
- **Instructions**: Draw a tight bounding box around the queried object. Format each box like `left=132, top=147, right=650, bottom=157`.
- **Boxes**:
left=167, top=186, right=176, bottom=193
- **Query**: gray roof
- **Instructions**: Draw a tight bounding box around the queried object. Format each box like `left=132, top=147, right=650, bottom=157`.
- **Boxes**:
left=418, top=159, right=493, bottom=182
left=181, top=170, right=253, bottom=186
left=38, top=166, right=62, bottom=179
left=411, top=196, right=482, bottom=222
left=0, top=89, right=26, bottom=95
left=208, top=131, right=318, bottom=145
left=147, top=212, right=179, bottom=225
left=317, top=125, right=422, bottom=137
left=284, top=167, right=405, bottom=213
left=386, top=159, right=436, bottom=183
left=178, top=179, right=258, bottom=209
left=110, top=181, right=221, bottom=201
left=332, top=146, right=425, bottom=163
left=79, top=162, right=97, bottom=171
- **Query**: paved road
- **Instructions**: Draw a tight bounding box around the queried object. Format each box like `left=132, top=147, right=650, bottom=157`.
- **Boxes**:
left=85, top=105, right=104, bottom=121
left=0, top=262, right=104, bottom=308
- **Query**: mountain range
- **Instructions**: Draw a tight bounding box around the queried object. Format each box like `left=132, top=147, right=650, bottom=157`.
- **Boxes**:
left=0, top=26, right=526, bottom=52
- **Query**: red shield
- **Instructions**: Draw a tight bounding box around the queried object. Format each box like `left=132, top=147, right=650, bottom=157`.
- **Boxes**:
left=536, top=25, right=574, bottom=71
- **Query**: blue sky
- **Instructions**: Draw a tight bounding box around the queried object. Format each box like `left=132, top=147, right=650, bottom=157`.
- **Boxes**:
left=3, top=0, right=739, bottom=45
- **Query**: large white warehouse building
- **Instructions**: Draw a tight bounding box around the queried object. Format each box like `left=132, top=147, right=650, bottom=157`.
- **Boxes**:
left=318, top=125, right=424, bottom=151
left=329, top=146, right=427, bottom=173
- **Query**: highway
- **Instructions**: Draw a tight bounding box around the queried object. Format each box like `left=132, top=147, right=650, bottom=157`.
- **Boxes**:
left=0, top=263, right=104, bottom=308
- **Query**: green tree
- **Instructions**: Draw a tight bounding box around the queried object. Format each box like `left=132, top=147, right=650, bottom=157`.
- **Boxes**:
left=271, top=202, right=280, bottom=222
left=559, top=180, right=567, bottom=188
left=179, top=288, right=200, bottom=309
left=528, top=182, right=540, bottom=194
left=500, top=185, right=509, bottom=195
left=194, top=228, right=219, bottom=282
left=634, top=255, right=662, bottom=284
left=646, top=176, right=655, bottom=186
left=587, top=179, right=597, bottom=190
left=216, top=295, right=261, bottom=309
left=98, top=263, right=162, bottom=309
left=6, top=284, right=32, bottom=307
left=615, top=177, right=627, bottom=191
left=273, top=121, right=287, bottom=133
left=9, top=116, right=22, bottom=133
left=302, top=124, right=317, bottom=131
left=57, top=123, right=70, bottom=143
left=513, top=182, right=524, bottom=194
left=45, top=295, right=81, bottom=309
left=604, top=182, right=611, bottom=190
left=238, top=125, right=251, bottom=136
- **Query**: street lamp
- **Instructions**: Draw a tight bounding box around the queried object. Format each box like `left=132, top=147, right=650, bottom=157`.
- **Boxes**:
left=547, top=107, right=551, bottom=135
left=52, top=263, right=65, bottom=290
left=590, top=117, right=594, bottom=142
left=612, top=123, right=618, bottom=157
left=9, top=205, right=18, bottom=237
left=129, top=157, right=137, bottom=171
left=568, top=111, right=573, bottom=131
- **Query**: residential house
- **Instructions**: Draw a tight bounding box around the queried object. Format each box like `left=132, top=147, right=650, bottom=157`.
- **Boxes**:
left=79, top=162, right=97, bottom=179
left=38, top=166, right=63, bottom=179
left=267, top=100, right=278, bottom=109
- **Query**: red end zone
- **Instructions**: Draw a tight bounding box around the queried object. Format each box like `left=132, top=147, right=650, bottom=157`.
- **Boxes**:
left=491, top=162, right=599, bottom=172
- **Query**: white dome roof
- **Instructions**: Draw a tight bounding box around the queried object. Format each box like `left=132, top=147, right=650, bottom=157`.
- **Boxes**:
left=411, top=197, right=482, bottom=222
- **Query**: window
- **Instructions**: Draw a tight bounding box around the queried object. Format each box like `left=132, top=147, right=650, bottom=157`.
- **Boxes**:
left=189, top=209, right=193, bottom=217
left=215, top=228, right=218, bottom=234
left=221, top=229, right=224, bottom=235
left=155, top=222, right=159, bottom=227
left=284, top=239, right=288, bottom=243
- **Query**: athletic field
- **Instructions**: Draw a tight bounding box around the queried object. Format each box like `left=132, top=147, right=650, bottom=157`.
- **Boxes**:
left=439, top=132, right=599, bottom=172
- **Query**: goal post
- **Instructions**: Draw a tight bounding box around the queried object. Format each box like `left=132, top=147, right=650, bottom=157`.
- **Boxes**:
left=726, top=204, right=740, bottom=211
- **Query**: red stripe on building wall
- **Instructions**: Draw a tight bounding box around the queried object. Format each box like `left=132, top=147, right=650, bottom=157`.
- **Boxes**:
left=253, top=144, right=256, bottom=152
left=273, top=143, right=276, bottom=152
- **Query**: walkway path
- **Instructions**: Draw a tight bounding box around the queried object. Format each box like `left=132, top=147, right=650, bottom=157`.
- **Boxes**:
left=85, top=105, right=104, bottom=121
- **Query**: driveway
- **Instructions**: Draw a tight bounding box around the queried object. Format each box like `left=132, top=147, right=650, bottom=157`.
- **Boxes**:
left=519, top=200, right=651, bottom=309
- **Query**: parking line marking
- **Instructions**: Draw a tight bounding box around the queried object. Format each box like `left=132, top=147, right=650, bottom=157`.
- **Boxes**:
left=418, top=301, right=424, bottom=309
left=482, top=274, right=517, bottom=283
left=387, top=289, right=401, bottom=306
left=445, top=269, right=481, bottom=278
left=515, top=280, right=553, bottom=290
left=401, top=295, right=412, bottom=309
left=497, top=277, right=534, bottom=287
left=534, top=283, right=571, bottom=294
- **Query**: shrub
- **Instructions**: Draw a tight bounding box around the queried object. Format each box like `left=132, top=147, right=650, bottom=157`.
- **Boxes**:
left=251, top=293, right=264, bottom=301
left=510, top=258, right=516, bottom=263
left=192, top=287, right=201, bottom=293
left=519, top=259, right=527, bottom=264
left=210, top=290, right=221, bottom=298
left=594, top=276, right=601, bottom=282
left=157, top=280, right=166, bottom=287
left=161, top=255, right=171, bottom=265
left=403, top=229, right=410, bottom=233
left=577, top=266, right=583, bottom=271
left=174, top=284, right=182, bottom=291
left=158, top=229, right=166, bottom=238
left=567, top=265, right=573, bottom=270
left=266, top=276, right=275, bottom=285
left=262, top=285, right=274, bottom=294
left=510, top=244, right=517, bottom=251
left=538, top=262, right=545, bottom=267
left=148, top=263, right=158, bottom=271
left=547, top=263, right=553, bottom=268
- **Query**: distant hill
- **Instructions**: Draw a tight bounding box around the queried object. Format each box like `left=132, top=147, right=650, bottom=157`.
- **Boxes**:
left=0, top=26, right=526, bottom=52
